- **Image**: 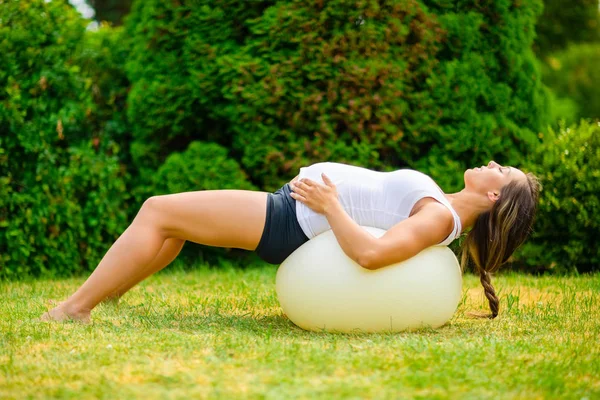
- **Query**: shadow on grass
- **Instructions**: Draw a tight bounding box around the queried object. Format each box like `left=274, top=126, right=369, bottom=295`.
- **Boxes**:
left=103, top=305, right=449, bottom=339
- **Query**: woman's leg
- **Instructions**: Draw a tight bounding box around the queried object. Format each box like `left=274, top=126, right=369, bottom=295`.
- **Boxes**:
left=42, top=189, right=268, bottom=322
left=103, top=237, right=186, bottom=302
left=48, top=238, right=186, bottom=307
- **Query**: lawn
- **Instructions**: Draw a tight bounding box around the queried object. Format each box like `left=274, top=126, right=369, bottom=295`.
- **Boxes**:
left=1, top=264, right=598, bottom=399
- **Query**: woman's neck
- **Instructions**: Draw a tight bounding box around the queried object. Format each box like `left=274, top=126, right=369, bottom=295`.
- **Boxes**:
left=444, top=190, right=490, bottom=233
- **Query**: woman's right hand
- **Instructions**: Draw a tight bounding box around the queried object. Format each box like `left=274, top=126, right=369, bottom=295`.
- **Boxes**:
left=289, top=175, right=300, bottom=186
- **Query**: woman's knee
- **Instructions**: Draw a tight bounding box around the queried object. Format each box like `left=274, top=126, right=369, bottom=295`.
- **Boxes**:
left=137, top=196, right=170, bottom=230
left=142, top=196, right=164, bottom=211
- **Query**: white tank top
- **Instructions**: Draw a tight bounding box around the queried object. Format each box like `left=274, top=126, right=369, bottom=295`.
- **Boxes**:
left=295, top=162, right=462, bottom=246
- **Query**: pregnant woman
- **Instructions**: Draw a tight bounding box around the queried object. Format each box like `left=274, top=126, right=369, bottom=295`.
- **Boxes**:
left=42, top=161, right=540, bottom=323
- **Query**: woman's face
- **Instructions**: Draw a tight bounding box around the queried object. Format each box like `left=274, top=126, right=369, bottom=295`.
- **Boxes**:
left=465, top=160, right=527, bottom=201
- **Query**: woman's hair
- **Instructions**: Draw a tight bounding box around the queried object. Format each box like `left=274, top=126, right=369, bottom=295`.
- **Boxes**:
left=459, top=172, right=541, bottom=319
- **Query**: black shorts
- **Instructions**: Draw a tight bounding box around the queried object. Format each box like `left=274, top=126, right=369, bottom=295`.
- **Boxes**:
left=255, top=183, right=310, bottom=264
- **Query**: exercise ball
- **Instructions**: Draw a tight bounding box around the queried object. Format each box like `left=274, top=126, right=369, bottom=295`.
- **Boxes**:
left=276, top=226, right=463, bottom=333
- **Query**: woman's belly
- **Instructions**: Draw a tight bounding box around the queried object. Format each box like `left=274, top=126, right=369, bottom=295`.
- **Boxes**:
left=294, top=163, right=403, bottom=238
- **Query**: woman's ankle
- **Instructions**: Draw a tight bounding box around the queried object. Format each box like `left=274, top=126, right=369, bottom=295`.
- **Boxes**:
left=61, top=300, right=91, bottom=317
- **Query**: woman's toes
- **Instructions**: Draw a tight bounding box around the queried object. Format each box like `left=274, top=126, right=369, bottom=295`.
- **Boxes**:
left=40, top=308, right=68, bottom=322
left=39, top=307, right=91, bottom=324
left=40, top=311, right=52, bottom=322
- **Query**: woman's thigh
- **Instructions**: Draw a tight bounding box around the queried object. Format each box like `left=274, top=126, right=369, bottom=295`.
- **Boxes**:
left=144, top=190, right=269, bottom=251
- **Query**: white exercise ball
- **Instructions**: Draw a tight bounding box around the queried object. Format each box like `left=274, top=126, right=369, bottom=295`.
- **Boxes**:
left=276, top=226, right=463, bottom=333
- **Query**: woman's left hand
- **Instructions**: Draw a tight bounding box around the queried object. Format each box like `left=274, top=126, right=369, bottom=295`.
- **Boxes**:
left=290, top=173, right=339, bottom=215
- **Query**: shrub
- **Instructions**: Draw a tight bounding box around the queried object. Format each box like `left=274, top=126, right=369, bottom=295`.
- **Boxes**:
left=72, top=22, right=141, bottom=215
left=152, top=141, right=257, bottom=194
left=533, top=0, right=600, bottom=57
left=513, top=119, right=600, bottom=274
left=542, top=43, right=600, bottom=121
left=123, top=0, right=549, bottom=193
left=544, top=86, right=579, bottom=127
left=0, top=0, right=131, bottom=278
left=74, top=23, right=132, bottom=164
left=89, top=0, right=133, bottom=26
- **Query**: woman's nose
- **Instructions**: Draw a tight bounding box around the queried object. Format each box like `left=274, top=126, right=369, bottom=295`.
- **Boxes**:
left=488, top=160, right=497, bottom=168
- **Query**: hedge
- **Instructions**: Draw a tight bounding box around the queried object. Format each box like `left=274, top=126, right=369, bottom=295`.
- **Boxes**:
left=514, top=119, right=600, bottom=274
left=123, top=0, right=549, bottom=195
left=0, top=0, right=131, bottom=278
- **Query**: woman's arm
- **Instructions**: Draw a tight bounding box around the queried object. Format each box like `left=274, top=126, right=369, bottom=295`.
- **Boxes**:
left=290, top=175, right=454, bottom=270
left=322, top=201, right=379, bottom=267
left=359, top=203, right=453, bottom=270
left=290, top=174, right=377, bottom=267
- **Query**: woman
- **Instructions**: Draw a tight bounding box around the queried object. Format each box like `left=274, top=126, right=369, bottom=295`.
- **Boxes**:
left=42, top=160, right=540, bottom=323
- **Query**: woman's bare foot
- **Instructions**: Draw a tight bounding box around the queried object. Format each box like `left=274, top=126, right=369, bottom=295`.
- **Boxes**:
left=40, top=302, right=91, bottom=324
left=48, top=294, right=118, bottom=308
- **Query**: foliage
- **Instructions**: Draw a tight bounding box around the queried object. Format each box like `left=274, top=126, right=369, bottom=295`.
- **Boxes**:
left=85, top=0, right=134, bottom=26
left=73, top=23, right=140, bottom=215
left=152, top=141, right=257, bottom=195
left=0, top=0, right=131, bottom=278
left=513, top=120, right=600, bottom=274
left=6, top=0, right=587, bottom=277
left=533, top=0, right=600, bottom=57
left=73, top=23, right=132, bottom=164
left=543, top=86, right=580, bottom=127
left=541, top=43, right=600, bottom=121
left=124, top=0, right=549, bottom=193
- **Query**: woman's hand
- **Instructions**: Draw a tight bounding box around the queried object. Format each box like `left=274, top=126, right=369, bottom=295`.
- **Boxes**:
left=289, top=175, right=300, bottom=186
left=290, top=173, right=339, bottom=215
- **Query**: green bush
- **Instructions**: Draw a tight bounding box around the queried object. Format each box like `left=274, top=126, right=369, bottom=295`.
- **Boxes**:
left=513, top=120, right=600, bottom=274
left=124, top=0, right=549, bottom=193
left=542, top=43, right=600, bottom=121
left=544, top=86, right=579, bottom=127
left=152, top=141, right=257, bottom=194
left=0, top=0, right=562, bottom=277
left=88, top=0, right=133, bottom=26
left=74, top=23, right=132, bottom=164
left=72, top=22, right=140, bottom=217
left=0, top=0, right=131, bottom=278
left=533, top=0, right=600, bottom=57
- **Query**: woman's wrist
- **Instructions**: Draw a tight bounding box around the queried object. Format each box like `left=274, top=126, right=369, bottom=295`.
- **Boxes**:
left=324, top=198, right=342, bottom=217
left=323, top=198, right=376, bottom=266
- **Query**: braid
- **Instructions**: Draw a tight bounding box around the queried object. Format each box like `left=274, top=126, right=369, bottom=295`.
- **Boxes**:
left=464, top=269, right=500, bottom=319
left=479, top=271, right=499, bottom=319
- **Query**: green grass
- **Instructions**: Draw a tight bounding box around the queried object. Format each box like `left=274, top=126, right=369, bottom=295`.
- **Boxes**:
left=1, top=265, right=599, bottom=399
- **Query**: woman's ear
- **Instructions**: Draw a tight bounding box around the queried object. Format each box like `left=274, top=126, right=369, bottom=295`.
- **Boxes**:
left=487, top=191, right=500, bottom=202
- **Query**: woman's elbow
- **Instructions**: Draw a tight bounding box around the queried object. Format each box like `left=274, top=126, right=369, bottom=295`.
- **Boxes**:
left=358, top=250, right=412, bottom=270
left=357, top=251, right=379, bottom=270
